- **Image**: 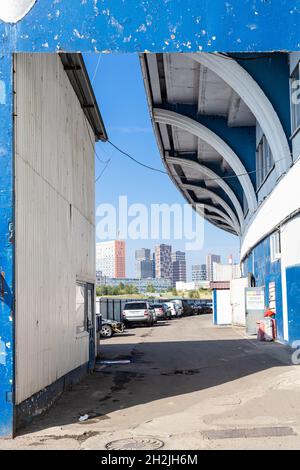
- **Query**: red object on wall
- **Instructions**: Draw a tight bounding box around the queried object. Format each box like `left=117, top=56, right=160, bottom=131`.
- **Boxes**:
left=264, top=309, right=275, bottom=318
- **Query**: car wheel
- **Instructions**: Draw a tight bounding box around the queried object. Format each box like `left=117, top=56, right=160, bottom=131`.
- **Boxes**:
left=101, top=324, right=113, bottom=338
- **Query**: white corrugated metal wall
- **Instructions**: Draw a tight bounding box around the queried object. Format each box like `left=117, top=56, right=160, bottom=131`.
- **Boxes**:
left=14, top=54, right=95, bottom=404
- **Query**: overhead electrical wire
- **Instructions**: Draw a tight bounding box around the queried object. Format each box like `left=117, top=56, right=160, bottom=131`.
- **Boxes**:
left=107, top=140, right=168, bottom=175
left=106, top=139, right=290, bottom=183
left=88, top=53, right=114, bottom=182
left=95, top=158, right=112, bottom=182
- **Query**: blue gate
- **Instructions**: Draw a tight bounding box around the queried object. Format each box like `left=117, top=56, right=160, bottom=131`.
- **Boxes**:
left=286, top=265, right=300, bottom=344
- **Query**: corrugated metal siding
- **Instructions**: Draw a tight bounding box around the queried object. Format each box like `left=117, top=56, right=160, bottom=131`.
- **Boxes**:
left=14, top=54, right=95, bottom=404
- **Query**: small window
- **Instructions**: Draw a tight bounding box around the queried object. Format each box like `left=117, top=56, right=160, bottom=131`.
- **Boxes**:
left=270, top=231, right=281, bottom=263
left=256, top=135, right=274, bottom=189
left=76, top=282, right=88, bottom=334
left=291, top=63, right=300, bottom=132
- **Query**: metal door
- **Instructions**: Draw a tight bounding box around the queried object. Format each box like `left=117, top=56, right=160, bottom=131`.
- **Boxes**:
left=231, top=278, right=248, bottom=326
left=245, top=287, right=265, bottom=335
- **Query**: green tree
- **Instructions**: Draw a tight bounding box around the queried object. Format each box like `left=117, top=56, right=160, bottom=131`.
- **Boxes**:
left=147, top=283, right=156, bottom=293
left=189, top=290, right=196, bottom=299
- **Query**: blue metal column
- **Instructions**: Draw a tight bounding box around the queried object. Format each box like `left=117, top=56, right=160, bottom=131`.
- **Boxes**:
left=0, top=53, right=15, bottom=438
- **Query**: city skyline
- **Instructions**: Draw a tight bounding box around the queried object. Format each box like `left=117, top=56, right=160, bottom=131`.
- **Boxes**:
left=96, top=239, right=235, bottom=282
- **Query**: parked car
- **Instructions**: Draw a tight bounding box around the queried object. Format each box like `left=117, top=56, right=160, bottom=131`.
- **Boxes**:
left=165, top=301, right=181, bottom=317
left=122, top=301, right=155, bottom=327
left=151, top=303, right=169, bottom=320
left=170, top=299, right=194, bottom=316
left=162, top=303, right=172, bottom=320
left=193, top=300, right=213, bottom=315
left=100, top=318, right=125, bottom=338
left=200, top=301, right=213, bottom=315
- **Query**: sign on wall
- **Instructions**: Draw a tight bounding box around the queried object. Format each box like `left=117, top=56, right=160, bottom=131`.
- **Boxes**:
left=245, top=288, right=265, bottom=311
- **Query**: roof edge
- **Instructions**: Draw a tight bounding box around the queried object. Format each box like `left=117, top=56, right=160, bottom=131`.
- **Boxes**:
left=60, top=53, right=108, bottom=142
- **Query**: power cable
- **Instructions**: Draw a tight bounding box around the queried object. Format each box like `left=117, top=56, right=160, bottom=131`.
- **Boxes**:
left=106, top=139, right=290, bottom=183
left=107, top=140, right=168, bottom=175
left=95, top=158, right=112, bottom=182
left=92, top=55, right=102, bottom=84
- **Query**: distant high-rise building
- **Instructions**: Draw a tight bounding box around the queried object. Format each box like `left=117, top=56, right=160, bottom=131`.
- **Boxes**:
left=96, top=240, right=126, bottom=278
left=206, top=254, right=221, bottom=281
left=172, top=251, right=186, bottom=287
left=135, top=248, right=153, bottom=279
left=155, top=244, right=172, bottom=281
left=152, top=252, right=156, bottom=278
left=192, top=264, right=207, bottom=282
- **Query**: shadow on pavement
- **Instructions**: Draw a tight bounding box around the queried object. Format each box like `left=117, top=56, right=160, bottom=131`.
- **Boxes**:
left=17, top=320, right=293, bottom=436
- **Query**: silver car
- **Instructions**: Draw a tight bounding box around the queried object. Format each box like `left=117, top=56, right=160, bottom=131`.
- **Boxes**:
left=122, top=301, right=155, bottom=327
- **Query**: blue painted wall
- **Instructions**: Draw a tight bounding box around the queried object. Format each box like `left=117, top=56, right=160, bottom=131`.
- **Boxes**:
left=0, top=1, right=299, bottom=53
left=286, top=265, right=300, bottom=344
left=0, top=54, right=14, bottom=438
left=213, top=289, right=217, bottom=325
left=235, top=53, right=292, bottom=144
left=243, top=234, right=284, bottom=343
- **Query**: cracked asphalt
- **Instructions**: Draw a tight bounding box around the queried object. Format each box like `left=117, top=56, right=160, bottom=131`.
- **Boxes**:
left=2, top=314, right=300, bottom=450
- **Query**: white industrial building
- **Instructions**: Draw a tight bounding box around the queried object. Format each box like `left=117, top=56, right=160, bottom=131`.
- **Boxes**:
left=176, top=281, right=210, bottom=291
left=212, top=262, right=241, bottom=282
left=12, top=53, right=107, bottom=429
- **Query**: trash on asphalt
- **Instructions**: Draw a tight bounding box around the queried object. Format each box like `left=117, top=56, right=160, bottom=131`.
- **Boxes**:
left=78, top=414, right=89, bottom=422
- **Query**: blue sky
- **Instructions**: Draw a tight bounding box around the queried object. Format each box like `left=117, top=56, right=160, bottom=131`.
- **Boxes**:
left=84, top=53, right=239, bottom=279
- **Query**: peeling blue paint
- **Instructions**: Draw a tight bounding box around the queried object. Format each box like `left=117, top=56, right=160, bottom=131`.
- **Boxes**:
left=0, top=54, right=14, bottom=438
left=0, top=1, right=299, bottom=53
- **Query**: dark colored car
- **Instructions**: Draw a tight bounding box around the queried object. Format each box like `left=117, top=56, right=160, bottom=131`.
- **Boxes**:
left=100, top=318, right=125, bottom=338
left=195, top=300, right=213, bottom=315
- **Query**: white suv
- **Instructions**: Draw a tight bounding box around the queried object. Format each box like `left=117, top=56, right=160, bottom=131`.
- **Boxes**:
left=123, top=301, right=155, bottom=327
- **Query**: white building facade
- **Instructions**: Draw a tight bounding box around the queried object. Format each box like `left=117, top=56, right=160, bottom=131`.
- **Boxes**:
left=96, top=240, right=126, bottom=278
left=212, top=262, right=241, bottom=282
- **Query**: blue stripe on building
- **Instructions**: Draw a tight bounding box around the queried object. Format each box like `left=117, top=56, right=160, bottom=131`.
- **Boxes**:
left=0, top=1, right=299, bottom=53
left=0, top=54, right=14, bottom=438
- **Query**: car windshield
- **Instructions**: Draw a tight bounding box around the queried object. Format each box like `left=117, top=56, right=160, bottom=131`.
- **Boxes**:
left=124, top=302, right=147, bottom=310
